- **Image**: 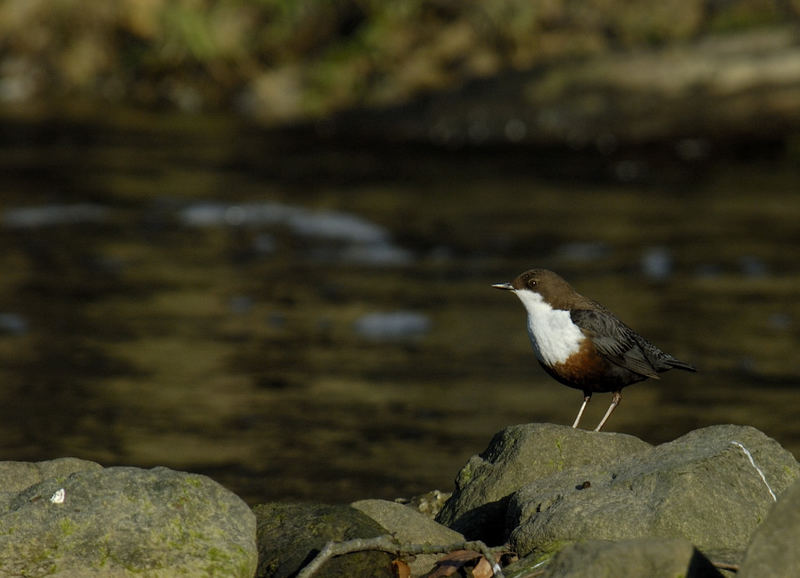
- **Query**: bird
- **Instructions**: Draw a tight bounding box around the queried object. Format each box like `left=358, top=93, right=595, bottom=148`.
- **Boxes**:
left=493, top=269, right=695, bottom=431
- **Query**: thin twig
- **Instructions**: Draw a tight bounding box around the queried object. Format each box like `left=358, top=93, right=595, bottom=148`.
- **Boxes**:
left=712, top=560, right=740, bottom=572
left=296, top=534, right=506, bottom=578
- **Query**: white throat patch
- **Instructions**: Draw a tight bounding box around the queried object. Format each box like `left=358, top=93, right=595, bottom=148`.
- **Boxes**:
left=513, top=289, right=585, bottom=365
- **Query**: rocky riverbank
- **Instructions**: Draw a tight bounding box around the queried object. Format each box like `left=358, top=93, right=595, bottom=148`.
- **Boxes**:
left=3, top=1, right=800, bottom=149
left=1, top=423, right=798, bottom=576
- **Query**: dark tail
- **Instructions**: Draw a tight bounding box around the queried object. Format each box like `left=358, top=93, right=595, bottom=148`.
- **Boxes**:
left=638, top=336, right=697, bottom=373
left=664, top=357, right=697, bottom=372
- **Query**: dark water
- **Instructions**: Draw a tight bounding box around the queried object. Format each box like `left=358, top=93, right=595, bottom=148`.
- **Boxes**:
left=1, top=110, right=799, bottom=505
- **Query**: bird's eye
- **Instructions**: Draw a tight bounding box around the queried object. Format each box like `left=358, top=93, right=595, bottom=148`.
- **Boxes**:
left=530, top=280, right=537, bottom=287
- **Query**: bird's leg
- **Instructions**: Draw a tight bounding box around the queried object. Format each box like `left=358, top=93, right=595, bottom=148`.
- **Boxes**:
left=572, top=393, right=592, bottom=428
left=594, top=391, right=622, bottom=432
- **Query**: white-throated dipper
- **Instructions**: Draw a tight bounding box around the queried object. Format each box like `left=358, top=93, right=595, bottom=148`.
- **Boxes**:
left=493, top=269, right=695, bottom=431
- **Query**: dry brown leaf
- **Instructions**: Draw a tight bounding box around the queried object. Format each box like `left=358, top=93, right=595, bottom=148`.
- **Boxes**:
left=392, top=558, right=411, bottom=578
left=423, top=549, right=487, bottom=578
left=472, top=556, right=494, bottom=578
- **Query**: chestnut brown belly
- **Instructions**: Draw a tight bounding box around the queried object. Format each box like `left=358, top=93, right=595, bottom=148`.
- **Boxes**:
left=539, top=339, right=647, bottom=393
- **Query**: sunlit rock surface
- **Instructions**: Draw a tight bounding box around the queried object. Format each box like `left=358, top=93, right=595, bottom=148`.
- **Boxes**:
left=0, top=459, right=257, bottom=577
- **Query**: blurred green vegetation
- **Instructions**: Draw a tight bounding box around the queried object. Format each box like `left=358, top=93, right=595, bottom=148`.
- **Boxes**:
left=0, top=0, right=795, bottom=122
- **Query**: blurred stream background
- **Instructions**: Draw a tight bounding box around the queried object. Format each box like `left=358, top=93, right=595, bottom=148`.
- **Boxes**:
left=0, top=0, right=799, bottom=504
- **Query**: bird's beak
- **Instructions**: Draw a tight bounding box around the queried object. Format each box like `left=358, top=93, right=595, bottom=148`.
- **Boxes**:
left=492, top=282, right=514, bottom=291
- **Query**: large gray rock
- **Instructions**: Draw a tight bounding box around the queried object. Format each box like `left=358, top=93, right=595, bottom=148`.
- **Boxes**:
left=0, top=458, right=101, bottom=498
left=0, top=462, right=258, bottom=577
left=509, top=425, right=799, bottom=558
left=526, top=538, right=723, bottom=578
left=739, top=477, right=800, bottom=578
left=255, top=503, right=393, bottom=578
left=352, top=499, right=465, bottom=576
left=436, top=423, right=652, bottom=543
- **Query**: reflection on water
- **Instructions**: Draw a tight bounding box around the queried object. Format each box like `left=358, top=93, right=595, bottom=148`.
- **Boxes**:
left=3, top=203, right=111, bottom=228
left=353, top=312, right=431, bottom=341
left=179, top=200, right=414, bottom=266
left=0, top=112, right=798, bottom=504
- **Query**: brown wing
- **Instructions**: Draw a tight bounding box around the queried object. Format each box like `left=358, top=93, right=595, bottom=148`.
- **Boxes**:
left=569, top=309, right=661, bottom=379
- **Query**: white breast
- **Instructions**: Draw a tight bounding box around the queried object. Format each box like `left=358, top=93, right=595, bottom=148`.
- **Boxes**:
left=513, top=289, right=585, bottom=365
